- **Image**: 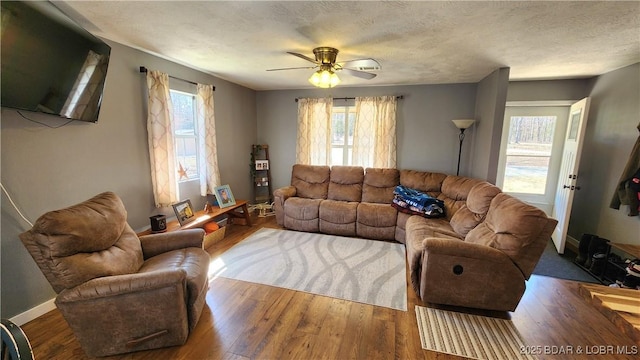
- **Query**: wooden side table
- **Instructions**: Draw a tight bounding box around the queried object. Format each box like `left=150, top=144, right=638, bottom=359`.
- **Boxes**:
left=138, top=199, right=252, bottom=236
left=610, top=243, right=640, bottom=260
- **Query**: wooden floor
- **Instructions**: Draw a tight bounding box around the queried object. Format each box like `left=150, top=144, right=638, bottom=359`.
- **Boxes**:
left=21, top=215, right=638, bottom=359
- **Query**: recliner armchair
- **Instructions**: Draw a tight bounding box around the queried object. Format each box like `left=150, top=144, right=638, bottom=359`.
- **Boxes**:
left=19, top=192, right=210, bottom=357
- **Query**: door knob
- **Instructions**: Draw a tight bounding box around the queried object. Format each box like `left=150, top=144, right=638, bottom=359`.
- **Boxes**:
left=563, top=185, right=570, bottom=189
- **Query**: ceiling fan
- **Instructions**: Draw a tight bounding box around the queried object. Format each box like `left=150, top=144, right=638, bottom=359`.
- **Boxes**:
left=267, top=47, right=381, bottom=88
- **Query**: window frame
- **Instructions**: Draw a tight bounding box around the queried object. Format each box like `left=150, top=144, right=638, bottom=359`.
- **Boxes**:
left=331, top=104, right=356, bottom=166
left=169, top=88, right=200, bottom=183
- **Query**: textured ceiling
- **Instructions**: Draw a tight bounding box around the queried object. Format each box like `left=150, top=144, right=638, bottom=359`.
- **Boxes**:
left=57, top=1, right=640, bottom=91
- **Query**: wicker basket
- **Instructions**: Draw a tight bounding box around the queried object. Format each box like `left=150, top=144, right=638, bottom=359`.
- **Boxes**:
left=203, top=226, right=226, bottom=249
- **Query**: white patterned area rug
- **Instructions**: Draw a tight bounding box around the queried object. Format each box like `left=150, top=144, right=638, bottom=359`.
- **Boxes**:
left=415, top=306, right=536, bottom=360
left=211, top=228, right=407, bottom=311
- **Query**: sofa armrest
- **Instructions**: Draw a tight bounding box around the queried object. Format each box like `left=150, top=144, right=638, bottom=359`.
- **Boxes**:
left=422, top=237, right=513, bottom=264
left=273, top=186, right=297, bottom=226
left=418, top=238, right=526, bottom=311
left=274, top=186, right=297, bottom=201
left=139, top=228, right=205, bottom=259
left=56, top=269, right=187, bottom=303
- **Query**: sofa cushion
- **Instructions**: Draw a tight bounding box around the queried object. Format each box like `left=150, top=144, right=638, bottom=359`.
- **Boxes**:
left=327, top=166, right=364, bottom=202
left=406, top=216, right=463, bottom=240
left=394, top=212, right=411, bottom=243
left=284, top=197, right=322, bottom=232
left=438, top=176, right=486, bottom=220
left=319, top=200, right=358, bottom=236
left=356, top=203, right=397, bottom=240
left=465, top=193, right=558, bottom=278
left=449, top=182, right=502, bottom=236
left=19, top=192, right=144, bottom=293
left=291, top=164, right=330, bottom=199
left=399, top=170, right=446, bottom=198
left=362, top=168, right=399, bottom=203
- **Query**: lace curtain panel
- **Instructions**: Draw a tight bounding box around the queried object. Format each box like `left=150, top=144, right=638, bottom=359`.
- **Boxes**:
left=353, top=96, right=398, bottom=168
left=196, top=84, right=221, bottom=196
left=146, top=70, right=178, bottom=207
left=296, top=96, right=397, bottom=167
left=296, top=97, right=333, bottom=165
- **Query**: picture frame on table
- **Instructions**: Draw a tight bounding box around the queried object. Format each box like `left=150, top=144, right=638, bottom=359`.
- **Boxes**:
left=172, top=199, right=195, bottom=226
left=214, top=184, right=236, bottom=208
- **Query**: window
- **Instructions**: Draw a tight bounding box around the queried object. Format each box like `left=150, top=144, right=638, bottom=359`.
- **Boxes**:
left=502, top=115, right=556, bottom=194
left=170, top=89, right=199, bottom=181
left=331, top=105, right=356, bottom=166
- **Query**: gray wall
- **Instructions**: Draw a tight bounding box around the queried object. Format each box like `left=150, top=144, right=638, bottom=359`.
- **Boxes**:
left=470, top=68, right=510, bottom=183
left=569, top=63, right=640, bottom=245
left=256, top=84, right=478, bottom=191
left=507, top=79, right=591, bottom=102
left=1, top=40, right=256, bottom=318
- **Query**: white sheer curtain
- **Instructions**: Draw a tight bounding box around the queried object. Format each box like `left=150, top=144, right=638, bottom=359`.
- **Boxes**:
left=196, top=84, right=221, bottom=196
left=146, top=70, right=177, bottom=207
left=296, top=97, right=333, bottom=165
left=352, top=96, right=398, bottom=168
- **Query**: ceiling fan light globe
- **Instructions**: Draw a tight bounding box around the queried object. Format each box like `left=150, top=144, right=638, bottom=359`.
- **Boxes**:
left=330, top=73, right=340, bottom=87
left=309, top=69, right=340, bottom=88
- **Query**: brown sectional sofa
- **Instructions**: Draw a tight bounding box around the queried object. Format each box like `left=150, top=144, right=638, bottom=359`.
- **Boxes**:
left=274, top=164, right=558, bottom=312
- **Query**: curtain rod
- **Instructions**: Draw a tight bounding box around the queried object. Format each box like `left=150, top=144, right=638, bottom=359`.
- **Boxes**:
left=295, top=95, right=403, bottom=102
left=139, top=66, right=215, bottom=91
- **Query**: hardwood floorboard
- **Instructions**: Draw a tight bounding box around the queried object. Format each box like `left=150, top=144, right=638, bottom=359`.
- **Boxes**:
left=19, top=215, right=638, bottom=359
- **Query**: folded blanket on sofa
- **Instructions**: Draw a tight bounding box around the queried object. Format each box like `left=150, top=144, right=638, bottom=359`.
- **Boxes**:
left=392, top=185, right=445, bottom=218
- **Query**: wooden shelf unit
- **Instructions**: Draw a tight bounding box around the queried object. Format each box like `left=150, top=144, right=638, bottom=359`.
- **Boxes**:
left=251, top=144, right=273, bottom=204
left=138, top=200, right=252, bottom=236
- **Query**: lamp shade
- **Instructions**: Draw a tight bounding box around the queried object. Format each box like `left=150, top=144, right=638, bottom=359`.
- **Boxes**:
left=452, top=119, right=476, bottom=129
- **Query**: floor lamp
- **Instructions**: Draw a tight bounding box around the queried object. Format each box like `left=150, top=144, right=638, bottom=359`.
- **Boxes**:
left=452, top=119, right=476, bottom=176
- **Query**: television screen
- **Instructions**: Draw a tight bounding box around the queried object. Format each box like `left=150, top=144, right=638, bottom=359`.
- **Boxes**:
left=1, top=1, right=111, bottom=123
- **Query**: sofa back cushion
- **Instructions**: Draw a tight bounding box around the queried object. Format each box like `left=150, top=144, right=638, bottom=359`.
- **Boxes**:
left=465, top=193, right=558, bottom=278
left=437, top=176, right=486, bottom=220
left=291, top=164, right=331, bottom=199
left=362, top=168, right=399, bottom=203
left=399, top=170, right=447, bottom=198
left=328, top=166, right=364, bottom=202
left=449, top=182, right=502, bottom=236
left=19, top=192, right=144, bottom=293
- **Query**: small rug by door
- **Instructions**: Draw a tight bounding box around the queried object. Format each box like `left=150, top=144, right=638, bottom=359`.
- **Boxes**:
left=532, top=239, right=598, bottom=283
left=415, top=306, right=536, bottom=360
left=211, top=228, right=407, bottom=311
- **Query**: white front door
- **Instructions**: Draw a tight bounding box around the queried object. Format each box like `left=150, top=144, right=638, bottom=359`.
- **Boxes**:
left=551, top=97, right=591, bottom=254
left=497, top=106, right=569, bottom=215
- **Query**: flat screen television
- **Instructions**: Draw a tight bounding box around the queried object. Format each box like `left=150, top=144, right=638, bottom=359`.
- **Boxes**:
left=1, top=1, right=111, bottom=123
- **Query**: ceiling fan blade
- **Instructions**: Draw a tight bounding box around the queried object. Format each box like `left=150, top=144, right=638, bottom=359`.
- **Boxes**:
left=266, top=66, right=317, bottom=72
left=339, top=58, right=381, bottom=70
left=337, top=68, right=377, bottom=80
left=287, top=52, right=318, bottom=64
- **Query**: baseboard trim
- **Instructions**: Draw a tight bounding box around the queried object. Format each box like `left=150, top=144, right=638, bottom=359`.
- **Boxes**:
left=566, top=235, right=579, bottom=254
left=9, top=298, right=56, bottom=326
